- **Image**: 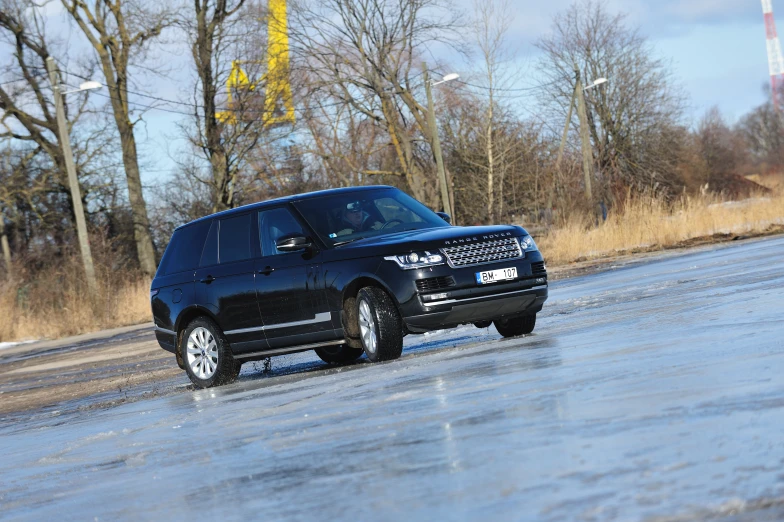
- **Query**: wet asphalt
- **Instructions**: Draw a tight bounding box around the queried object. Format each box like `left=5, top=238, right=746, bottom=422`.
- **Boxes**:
left=1, top=236, right=783, bottom=521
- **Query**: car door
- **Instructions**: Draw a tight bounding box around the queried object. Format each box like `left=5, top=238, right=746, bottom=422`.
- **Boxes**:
left=255, top=206, right=335, bottom=349
left=194, top=213, right=267, bottom=354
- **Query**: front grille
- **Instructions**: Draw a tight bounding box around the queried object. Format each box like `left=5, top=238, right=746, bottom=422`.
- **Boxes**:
left=441, top=237, right=522, bottom=268
left=416, top=276, right=456, bottom=292
left=531, top=261, right=546, bottom=274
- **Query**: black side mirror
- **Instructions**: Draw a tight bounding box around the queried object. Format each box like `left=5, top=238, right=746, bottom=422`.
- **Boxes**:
left=276, top=235, right=313, bottom=252
left=436, top=211, right=452, bottom=224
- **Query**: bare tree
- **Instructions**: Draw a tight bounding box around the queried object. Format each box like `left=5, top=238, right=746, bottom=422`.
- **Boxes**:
left=288, top=0, right=462, bottom=207
left=0, top=3, right=73, bottom=191
left=472, top=0, right=516, bottom=222
left=61, top=0, right=175, bottom=274
left=738, top=87, right=784, bottom=172
left=187, top=0, right=245, bottom=212
left=537, top=0, right=686, bottom=202
left=0, top=1, right=103, bottom=269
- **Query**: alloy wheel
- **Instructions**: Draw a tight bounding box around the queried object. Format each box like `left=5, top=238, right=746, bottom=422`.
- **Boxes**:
left=186, top=326, right=218, bottom=379
left=358, top=299, right=378, bottom=355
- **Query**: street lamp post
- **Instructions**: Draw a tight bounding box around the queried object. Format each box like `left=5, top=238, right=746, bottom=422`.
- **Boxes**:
left=556, top=71, right=609, bottom=206
left=423, top=64, right=459, bottom=218
left=46, top=57, right=102, bottom=294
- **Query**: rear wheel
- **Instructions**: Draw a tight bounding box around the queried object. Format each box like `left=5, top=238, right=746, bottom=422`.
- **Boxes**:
left=357, top=287, right=403, bottom=362
left=181, top=317, right=241, bottom=388
left=494, top=314, right=536, bottom=338
left=315, top=344, right=364, bottom=364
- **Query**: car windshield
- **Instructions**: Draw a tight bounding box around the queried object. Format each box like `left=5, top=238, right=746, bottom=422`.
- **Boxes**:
left=293, top=188, right=449, bottom=247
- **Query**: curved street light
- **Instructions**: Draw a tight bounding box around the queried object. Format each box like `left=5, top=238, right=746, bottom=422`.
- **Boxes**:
left=432, top=73, right=460, bottom=86
left=61, top=80, right=103, bottom=95
left=584, top=77, right=608, bottom=91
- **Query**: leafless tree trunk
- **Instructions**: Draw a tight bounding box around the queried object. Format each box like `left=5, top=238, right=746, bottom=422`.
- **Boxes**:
left=473, top=0, right=515, bottom=223
left=0, top=213, right=11, bottom=277
left=189, top=0, right=246, bottom=212
left=62, top=0, right=173, bottom=274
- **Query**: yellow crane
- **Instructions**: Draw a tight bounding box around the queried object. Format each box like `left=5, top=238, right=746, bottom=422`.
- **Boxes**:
left=216, top=0, right=295, bottom=126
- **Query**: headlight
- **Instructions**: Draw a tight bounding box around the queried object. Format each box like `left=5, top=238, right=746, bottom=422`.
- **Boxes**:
left=519, top=235, right=538, bottom=252
left=384, top=251, right=444, bottom=270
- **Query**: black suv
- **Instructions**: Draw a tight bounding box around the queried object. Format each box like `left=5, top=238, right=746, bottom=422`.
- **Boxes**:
left=151, top=186, right=548, bottom=387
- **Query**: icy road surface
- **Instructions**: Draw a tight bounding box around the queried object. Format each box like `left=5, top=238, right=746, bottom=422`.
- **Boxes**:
left=2, top=236, right=784, bottom=521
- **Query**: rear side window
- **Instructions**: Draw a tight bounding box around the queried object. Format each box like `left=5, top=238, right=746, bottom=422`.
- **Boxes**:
left=158, top=220, right=211, bottom=275
left=199, top=220, right=218, bottom=267
left=219, top=213, right=252, bottom=263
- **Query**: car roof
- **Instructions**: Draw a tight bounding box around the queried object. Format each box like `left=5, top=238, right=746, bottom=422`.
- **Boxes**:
left=175, top=185, right=397, bottom=231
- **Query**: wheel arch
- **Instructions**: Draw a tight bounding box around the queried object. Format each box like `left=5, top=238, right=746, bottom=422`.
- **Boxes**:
left=175, top=306, right=220, bottom=341
left=339, top=275, right=400, bottom=349
left=341, top=274, right=399, bottom=309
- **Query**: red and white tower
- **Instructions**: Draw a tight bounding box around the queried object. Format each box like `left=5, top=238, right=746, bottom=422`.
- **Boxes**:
left=762, top=0, right=784, bottom=109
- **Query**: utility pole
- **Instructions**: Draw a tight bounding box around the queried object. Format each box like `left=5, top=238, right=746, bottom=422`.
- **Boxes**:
left=556, top=86, right=577, bottom=171
left=46, top=57, right=97, bottom=294
left=574, top=68, right=593, bottom=204
left=423, top=63, right=452, bottom=217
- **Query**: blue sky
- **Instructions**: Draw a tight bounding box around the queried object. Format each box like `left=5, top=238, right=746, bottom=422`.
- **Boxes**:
left=33, top=0, right=779, bottom=188
left=492, top=0, right=771, bottom=121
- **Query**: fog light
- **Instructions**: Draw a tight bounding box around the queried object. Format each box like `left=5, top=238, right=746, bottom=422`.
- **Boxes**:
left=422, top=292, right=449, bottom=302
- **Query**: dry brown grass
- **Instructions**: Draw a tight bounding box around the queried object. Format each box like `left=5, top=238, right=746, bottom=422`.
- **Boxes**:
left=0, top=257, right=151, bottom=344
left=538, top=191, right=784, bottom=265
left=2, top=190, right=783, bottom=344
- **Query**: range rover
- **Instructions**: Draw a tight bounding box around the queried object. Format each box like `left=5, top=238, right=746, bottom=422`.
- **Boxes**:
left=151, top=186, right=548, bottom=388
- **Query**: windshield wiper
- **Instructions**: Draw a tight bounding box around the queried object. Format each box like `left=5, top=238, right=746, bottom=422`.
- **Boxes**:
left=332, top=237, right=363, bottom=247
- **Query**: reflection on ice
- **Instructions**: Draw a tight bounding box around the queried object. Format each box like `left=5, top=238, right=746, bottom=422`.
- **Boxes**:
left=2, top=237, right=784, bottom=521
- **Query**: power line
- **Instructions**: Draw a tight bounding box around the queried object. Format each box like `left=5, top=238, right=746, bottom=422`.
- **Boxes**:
left=426, top=66, right=560, bottom=93
left=58, top=65, right=436, bottom=116
left=59, top=66, right=390, bottom=116
left=454, top=78, right=560, bottom=94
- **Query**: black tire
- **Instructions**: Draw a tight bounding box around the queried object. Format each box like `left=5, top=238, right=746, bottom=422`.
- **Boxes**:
left=494, top=314, right=536, bottom=338
left=356, top=287, right=403, bottom=362
left=181, top=317, right=241, bottom=388
left=315, top=344, right=364, bottom=364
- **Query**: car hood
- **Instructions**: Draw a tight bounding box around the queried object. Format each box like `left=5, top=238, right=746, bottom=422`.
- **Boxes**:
left=325, top=224, right=527, bottom=260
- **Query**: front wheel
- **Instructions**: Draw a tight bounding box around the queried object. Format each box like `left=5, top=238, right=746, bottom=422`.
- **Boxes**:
left=181, top=317, right=241, bottom=388
left=494, top=314, right=536, bottom=338
left=315, top=344, right=364, bottom=364
left=357, top=287, right=403, bottom=362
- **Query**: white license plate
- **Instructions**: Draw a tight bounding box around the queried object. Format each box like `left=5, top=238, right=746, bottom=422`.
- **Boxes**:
left=475, top=267, right=517, bottom=284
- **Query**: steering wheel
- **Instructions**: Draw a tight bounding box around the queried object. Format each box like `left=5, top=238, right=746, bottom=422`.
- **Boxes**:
left=380, top=219, right=404, bottom=230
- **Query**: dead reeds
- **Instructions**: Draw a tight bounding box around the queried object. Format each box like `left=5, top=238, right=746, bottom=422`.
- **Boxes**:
left=2, top=190, right=783, bottom=344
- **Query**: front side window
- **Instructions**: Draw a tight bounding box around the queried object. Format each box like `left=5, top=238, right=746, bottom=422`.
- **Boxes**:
left=219, top=213, right=252, bottom=263
left=258, top=207, right=306, bottom=256
left=293, top=188, right=448, bottom=246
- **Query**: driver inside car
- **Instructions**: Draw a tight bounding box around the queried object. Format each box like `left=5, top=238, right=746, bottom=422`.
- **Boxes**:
left=336, top=201, right=383, bottom=236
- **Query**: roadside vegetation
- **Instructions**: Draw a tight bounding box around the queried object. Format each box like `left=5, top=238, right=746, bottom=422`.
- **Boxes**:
left=2, top=184, right=782, bottom=344
left=539, top=186, right=784, bottom=265
left=1, top=0, right=784, bottom=342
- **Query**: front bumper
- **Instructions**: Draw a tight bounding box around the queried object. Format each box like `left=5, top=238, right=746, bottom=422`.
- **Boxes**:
left=404, top=284, right=547, bottom=332
left=375, top=250, right=548, bottom=332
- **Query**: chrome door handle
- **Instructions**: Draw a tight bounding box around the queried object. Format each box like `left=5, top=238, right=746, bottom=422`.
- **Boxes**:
left=258, top=266, right=275, bottom=275
left=200, top=275, right=215, bottom=283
